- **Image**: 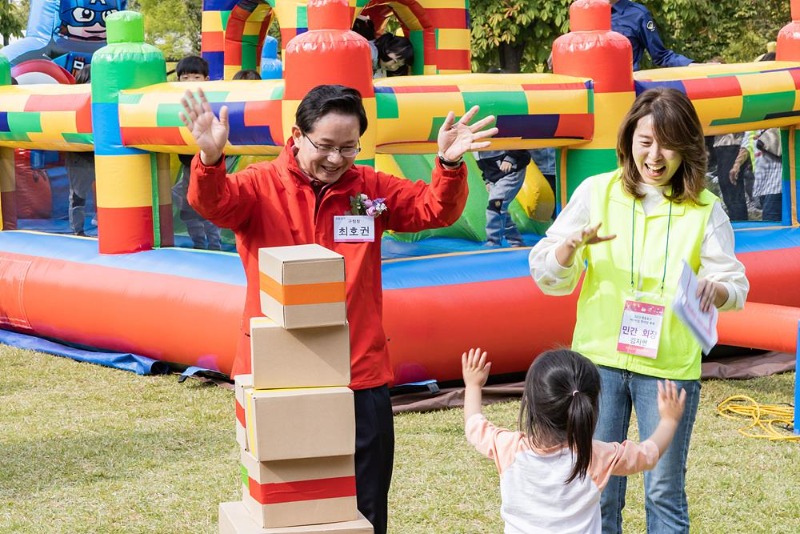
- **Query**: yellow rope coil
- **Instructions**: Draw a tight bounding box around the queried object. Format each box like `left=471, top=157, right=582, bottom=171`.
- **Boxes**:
left=716, top=395, right=799, bottom=442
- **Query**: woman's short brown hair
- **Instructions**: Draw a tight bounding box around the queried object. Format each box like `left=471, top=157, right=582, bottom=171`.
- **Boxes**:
left=617, top=87, right=707, bottom=204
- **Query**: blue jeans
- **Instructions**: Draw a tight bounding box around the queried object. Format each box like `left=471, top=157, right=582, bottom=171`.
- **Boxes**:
left=595, top=366, right=701, bottom=534
left=760, top=193, right=782, bottom=222
left=486, top=168, right=526, bottom=246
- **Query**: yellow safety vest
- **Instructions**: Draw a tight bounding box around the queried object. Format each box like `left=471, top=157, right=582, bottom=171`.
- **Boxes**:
left=572, top=169, right=717, bottom=380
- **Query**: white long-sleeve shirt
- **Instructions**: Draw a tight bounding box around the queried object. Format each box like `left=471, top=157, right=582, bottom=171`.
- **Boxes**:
left=466, top=414, right=660, bottom=534
left=528, top=177, right=749, bottom=311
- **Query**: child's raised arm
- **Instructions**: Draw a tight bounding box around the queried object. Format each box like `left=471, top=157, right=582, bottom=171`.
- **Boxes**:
left=462, top=347, right=491, bottom=423
left=645, top=380, right=687, bottom=456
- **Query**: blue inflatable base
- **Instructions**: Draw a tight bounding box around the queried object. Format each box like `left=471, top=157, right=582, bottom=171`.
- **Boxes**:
left=0, top=329, right=169, bottom=376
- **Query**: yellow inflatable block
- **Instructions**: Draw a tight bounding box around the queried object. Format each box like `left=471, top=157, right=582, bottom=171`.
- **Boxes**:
left=517, top=163, right=556, bottom=222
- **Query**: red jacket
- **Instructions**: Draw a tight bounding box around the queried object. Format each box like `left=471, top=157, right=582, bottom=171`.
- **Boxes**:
left=189, top=140, right=468, bottom=389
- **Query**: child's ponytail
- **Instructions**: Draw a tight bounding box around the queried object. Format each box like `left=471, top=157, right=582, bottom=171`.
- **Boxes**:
left=565, top=389, right=597, bottom=483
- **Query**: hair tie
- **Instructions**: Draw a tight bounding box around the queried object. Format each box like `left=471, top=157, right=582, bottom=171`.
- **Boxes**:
left=572, top=390, right=579, bottom=397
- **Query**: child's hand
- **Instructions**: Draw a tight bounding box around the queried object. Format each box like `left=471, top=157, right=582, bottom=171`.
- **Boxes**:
left=462, top=347, right=491, bottom=388
left=657, top=380, right=686, bottom=424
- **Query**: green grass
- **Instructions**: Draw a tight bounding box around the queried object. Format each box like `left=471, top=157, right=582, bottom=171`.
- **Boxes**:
left=0, top=346, right=797, bottom=533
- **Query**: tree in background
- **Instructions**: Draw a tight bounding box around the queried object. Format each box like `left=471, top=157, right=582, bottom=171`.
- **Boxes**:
left=470, top=0, right=570, bottom=73
left=470, top=0, right=793, bottom=74
left=128, top=0, right=202, bottom=60
left=0, top=0, right=26, bottom=48
left=655, top=0, right=790, bottom=65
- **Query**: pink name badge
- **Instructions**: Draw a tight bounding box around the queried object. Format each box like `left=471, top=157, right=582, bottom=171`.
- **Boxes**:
left=617, top=300, right=664, bottom=359
left=334, top=215, right=375, bottom=242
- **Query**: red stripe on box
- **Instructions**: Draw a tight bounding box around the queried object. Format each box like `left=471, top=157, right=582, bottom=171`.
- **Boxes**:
left=121, top=127, right=187, bottom=146
left=249, top=475, right=357, bottom=505
left=683, top=77, right=742, bottom=100
left=235, top=400, right=245, bottom=426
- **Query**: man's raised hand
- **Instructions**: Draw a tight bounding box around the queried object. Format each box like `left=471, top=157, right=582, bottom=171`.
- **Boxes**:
left=179, top=88, right=230, bottom=165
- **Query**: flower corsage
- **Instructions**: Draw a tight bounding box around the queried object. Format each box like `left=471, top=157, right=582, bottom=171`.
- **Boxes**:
left=350, top=193, right=387, bottom=218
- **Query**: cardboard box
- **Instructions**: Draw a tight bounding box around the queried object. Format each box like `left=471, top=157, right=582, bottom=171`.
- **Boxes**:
left=258, top=245, right=346, bottom=329
left=250, top=317, right=350, bottom=389
left=219, top=502, right=372, bottom=534
left=235, top=374, right=254, bottom=451
left=245, top=387, right=355, bottom=461
left=240, top=450, right=357, bottom=528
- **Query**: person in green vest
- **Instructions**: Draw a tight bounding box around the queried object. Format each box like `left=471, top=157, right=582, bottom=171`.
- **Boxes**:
left=528, top=87, right=749, bottom=534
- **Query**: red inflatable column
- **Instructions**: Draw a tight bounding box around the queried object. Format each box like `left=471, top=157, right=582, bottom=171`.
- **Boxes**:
left=777, top=0, right=800, bottom=61
left=552, top=0, right=634, bottom=201
left=283, top=0, right=376, bottom=165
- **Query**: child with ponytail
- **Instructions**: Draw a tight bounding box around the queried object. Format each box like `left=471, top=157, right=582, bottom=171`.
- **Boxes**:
left=461, top=348, right=686, bottom=533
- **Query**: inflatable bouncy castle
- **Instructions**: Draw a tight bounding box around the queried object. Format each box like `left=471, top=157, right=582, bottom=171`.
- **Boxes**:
left=1, top=2, right=800, bottom=433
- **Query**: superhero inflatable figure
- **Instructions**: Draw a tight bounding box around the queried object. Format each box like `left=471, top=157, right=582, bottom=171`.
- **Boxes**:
left=58, top=0, right=124, bottom=46
left=0, top=0, right=126, bottom=74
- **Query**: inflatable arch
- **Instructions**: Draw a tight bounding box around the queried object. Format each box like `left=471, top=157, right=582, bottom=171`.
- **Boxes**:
left=1, top=1, right=800, bottom=423
left=201, top=0, right=472, bottom=81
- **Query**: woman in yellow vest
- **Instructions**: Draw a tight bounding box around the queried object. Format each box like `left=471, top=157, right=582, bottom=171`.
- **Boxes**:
left=529, top=87, right=749, bottom=534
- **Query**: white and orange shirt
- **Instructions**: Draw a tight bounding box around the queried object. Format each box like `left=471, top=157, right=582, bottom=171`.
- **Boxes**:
left=466, top=414, right=660, bottom=534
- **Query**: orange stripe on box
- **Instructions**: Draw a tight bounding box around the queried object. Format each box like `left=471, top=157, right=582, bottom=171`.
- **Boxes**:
left=249, top=475, right=356, bottom=504
left=259, top=272, right=345, bottom=305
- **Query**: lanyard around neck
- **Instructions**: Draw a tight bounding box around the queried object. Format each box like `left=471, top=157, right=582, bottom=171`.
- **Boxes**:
left=629, top=195, right=672, bottom=295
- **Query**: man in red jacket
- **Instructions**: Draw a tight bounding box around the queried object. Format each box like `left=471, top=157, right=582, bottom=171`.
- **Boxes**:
left=179, top=84, right=497, bottom=533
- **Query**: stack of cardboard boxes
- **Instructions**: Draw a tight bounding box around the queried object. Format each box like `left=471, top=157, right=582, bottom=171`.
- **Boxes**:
left=220, top=244, right=373, bottom=534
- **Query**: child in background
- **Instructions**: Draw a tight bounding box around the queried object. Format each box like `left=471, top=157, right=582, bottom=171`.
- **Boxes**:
left=475, top=68, right=530, bottom=247
left=370, top=33, right=414, bottom=77
left=65, top=65, right=95, bottom=236
left=232, top=69, right=260, bottom=80
left=172, top=56, right=222, bottom=250
left=351, top=16, right=414, bottom=78
left=475, top=145, right=530, bottom=247
left=461, top=347, right=686, bottom=534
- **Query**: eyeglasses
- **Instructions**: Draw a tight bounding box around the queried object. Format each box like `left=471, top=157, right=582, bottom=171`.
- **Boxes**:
left=304, top=135, right=361, bottom=158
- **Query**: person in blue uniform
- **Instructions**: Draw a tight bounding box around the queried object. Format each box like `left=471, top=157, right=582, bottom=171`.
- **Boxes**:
left=610, top=0, right=693, bottom=71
